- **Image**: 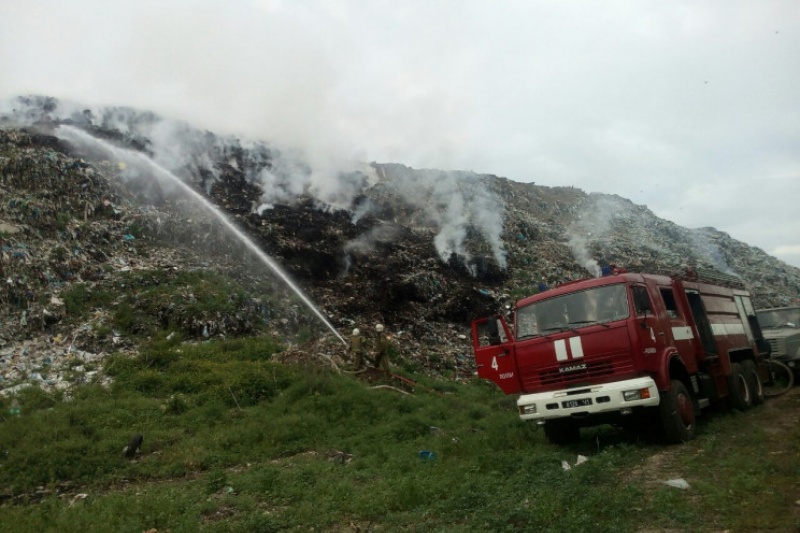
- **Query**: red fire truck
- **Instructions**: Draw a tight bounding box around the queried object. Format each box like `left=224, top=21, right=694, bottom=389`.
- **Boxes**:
left=471, top=269, right=769, bottom=443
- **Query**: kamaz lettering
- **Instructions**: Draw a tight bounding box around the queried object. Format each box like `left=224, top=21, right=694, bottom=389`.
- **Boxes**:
left=558, top=363, right=587, bottom=373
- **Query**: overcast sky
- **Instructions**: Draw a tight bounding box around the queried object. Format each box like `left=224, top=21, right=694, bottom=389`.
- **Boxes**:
left=2, top=0, right=799, bottom=268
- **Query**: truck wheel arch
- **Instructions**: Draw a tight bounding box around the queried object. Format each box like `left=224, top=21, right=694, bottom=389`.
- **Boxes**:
left=656, top=351, right=689, bottom=391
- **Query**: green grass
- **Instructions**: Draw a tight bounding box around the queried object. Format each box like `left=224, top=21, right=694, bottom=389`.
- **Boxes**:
left=61, top=269, right=273, bottom=340
left=1, top=336, right=798, bottom=532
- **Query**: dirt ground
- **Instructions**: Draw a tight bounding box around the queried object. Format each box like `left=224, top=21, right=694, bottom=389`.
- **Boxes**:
left=630, top=384, right=800, bottom=532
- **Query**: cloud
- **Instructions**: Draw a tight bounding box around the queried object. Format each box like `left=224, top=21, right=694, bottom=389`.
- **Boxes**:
left=1, top=0, right=799, bottom=266
left=771, top=245, right=800, bottom=267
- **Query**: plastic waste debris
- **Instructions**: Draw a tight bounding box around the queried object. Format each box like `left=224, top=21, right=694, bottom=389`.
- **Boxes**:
left=664, top=478, right=690, bottom=490
left=418, top=450, right=437, bottom=461
left=123, top=434, right=144, bottom=458
left=9, top=398, right=21, bottom=417
left=562, top=455, right=588, bottom=471
left=69, top=493, right=88, bottom=507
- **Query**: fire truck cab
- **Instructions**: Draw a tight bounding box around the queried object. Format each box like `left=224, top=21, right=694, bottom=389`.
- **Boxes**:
left=471, top=271, right=768, bottom=444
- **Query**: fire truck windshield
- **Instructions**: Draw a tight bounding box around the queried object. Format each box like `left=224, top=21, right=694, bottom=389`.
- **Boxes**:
left=515, top=283, right=629, bottom=339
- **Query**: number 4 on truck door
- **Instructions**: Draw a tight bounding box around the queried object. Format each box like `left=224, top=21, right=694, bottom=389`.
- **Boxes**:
left=472, top=315, right=521, bottom=394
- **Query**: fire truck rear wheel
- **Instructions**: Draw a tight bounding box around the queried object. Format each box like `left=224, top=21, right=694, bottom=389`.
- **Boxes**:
left=741, top=359, right=764, bottom=406
left=659, top=379, right=696, bottom=443
left=543, top=419, right=580, bottom=445
left=728, top=362, right=753, bottom=411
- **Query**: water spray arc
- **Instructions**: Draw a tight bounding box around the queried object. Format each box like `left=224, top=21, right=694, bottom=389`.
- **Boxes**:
left=56, top=125, right=347, bottom=347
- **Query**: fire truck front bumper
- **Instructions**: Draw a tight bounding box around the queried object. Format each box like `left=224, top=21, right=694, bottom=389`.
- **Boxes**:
left=516, top=376, right=660, bottom=422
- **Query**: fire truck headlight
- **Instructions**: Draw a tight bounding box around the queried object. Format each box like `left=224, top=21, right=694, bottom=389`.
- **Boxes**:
left=623, top=388, right=651, bottom=402
left=519, top=404, right=537, bottom=415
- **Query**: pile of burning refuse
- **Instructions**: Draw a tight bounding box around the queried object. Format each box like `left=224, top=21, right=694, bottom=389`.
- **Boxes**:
left=1, top=96, right=799, bottom=398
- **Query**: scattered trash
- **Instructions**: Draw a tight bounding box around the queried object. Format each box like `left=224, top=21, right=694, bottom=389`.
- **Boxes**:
left=123, top=433, right=144, bottom=458
left=8, top=398, right=21, bottom=416
left=562, top=455, right=588, bottom=471
left=327, top=450, right=353, bottom=464
left=418, top=450, right=437, bottom=461
left=0, top=111, right=798, bottom=406
left=664, top=478, right=690, bottom=490
left=69, top=493, right=88, bottom=507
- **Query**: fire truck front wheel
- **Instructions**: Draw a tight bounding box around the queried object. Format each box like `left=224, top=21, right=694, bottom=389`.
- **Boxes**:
left=659, top=380, right=697, bottom=443
left=543, top=419, right=580, bottom=445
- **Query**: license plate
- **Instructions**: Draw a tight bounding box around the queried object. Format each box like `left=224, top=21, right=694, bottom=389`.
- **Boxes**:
left=562, top=398, right=592, bottom=409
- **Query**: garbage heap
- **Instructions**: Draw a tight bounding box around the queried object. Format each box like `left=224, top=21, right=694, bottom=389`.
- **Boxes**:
left=1, top=98, right=799, bottom=396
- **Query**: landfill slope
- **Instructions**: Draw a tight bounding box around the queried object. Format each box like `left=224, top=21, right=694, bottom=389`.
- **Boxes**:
left=1, top=98, right=799, bottom=396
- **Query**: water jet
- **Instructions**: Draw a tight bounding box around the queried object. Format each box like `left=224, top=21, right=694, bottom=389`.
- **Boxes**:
left=56, top=125, right=347, bottom=347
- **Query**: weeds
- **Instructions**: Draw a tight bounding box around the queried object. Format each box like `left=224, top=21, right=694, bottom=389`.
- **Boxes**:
left=0, top=337, right=798, bottom=532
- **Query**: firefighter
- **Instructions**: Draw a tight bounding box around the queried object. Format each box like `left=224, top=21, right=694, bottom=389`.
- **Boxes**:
left=373, top=323, right=390, bottom=372
left=349, top=328, right=365, bottom=369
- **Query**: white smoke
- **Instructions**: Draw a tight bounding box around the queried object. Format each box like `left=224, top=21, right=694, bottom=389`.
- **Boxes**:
left=350, top=197, right=375, bottom=224
left=376, top=166, right=507, bottom=269
left=565, top=193, right=627, bottom=277
left=254, top=153, right=309, bottom=211
left=344, top=225, right=398, bottom=255
left=690, top=229, right=739, bottom=276
left=342, top=224, right=399, bottom=275
left=2, top=96, right=508, bottom=271
left=568, top=235, right=601, bottom=277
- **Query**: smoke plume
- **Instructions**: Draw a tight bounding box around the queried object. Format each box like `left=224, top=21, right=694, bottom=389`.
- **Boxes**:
left=1, top=95, right=508, bottom=273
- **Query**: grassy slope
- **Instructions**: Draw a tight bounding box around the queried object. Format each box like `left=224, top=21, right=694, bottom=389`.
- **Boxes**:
left=0, top=333, right=798, bottom=532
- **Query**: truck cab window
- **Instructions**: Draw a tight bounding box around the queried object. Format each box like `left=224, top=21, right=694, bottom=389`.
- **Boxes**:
left=660, top=288, right=680, bottom=319
left=632, top=285, right=652, bottom=317
left=478, top=317, right=508, bottom=347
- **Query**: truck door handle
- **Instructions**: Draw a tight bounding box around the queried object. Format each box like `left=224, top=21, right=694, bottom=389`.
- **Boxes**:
left=497, top=350, right=508, bottom=356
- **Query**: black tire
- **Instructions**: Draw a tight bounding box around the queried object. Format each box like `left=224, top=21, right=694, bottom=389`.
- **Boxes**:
left=543, top=418, right=580, bottom=445
left=728, top=362, right=753, bottom=411
left=763, top=359, right=795, bottom=397
left=659, top=379, right=696, bottom=443
left=742, top=359, right=764, bottom=406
